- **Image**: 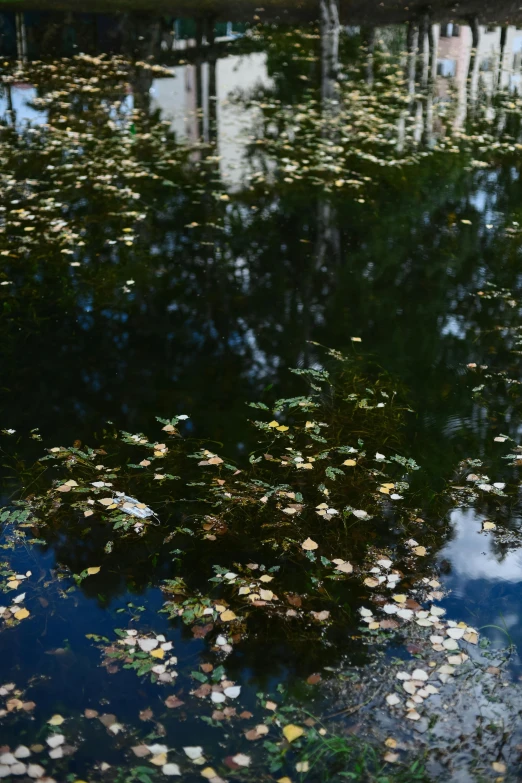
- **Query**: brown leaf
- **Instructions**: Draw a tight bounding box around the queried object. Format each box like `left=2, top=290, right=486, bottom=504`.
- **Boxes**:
left=139, top=708, right=153, bottom=722
left=380, top=619, right=399, bottom=630
left=132, top=745, right=150, bottom=758
left=306, top=673, right=321, bottom=685
left=405, top=599, right=421, bottom=610
left=164, top=695, right=184, bottom=709
left=84, top=709, right=98, bottom=719
left=193, top=684, right=212, bottom=698
left=192, top=623, right=214, bottom=639
left=286, top=594, right=302, bottom=607
left=98, top=713, right=117, bottom=728
left=240, top=711, right=253, bottom=719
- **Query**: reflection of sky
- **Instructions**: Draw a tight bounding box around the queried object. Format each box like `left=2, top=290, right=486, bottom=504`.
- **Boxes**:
left=0, top=85, right=46, bottom=124
left=439, top=507, right=522, bottom=659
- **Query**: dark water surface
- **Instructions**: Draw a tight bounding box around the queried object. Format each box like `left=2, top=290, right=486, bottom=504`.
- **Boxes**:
left=2, top=3, right=522, bottom=781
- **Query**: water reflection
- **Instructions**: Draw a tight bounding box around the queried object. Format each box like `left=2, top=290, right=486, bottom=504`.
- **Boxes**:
left=3, top=5, right=522, bottom=777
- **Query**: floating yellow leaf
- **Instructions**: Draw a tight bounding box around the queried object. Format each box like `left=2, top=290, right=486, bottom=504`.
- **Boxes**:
left=393, top=595, right=407, bottom=603
left=364, top=577, right=379, bottom=588
left=343, top=459, right=356, bottom=467
left=276, top=425, right=289, bottom=432
left=301, top=538, right=318, bottom=551
left=87, top=567, right=101, bottom=575
left=268, top=420, right=279, bottom=428
left=201, top=769, right=217, bottom=779
left=14, top=608, right=29, bottom=620
left=99, top=498, right=114, bottom=506
left=150, top=753, right=167, bottom=766
left=220, top=610, right=237, bottom=622
left=150, top=648, right=165, bottom=659
left=379, top=487, right=390, bottom=494
left=483, top=521, right=496, bottom=531
left=48, top=714, right=65, bottom=726
left=413, top=546, right=426, bottom=556
left=283, top=724, right=304, bottom=743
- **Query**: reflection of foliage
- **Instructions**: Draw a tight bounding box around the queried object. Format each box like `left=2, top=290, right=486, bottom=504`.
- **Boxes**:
left=241, top=25, right=522, bottom=196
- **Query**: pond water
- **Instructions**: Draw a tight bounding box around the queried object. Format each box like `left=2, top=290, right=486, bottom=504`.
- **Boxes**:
left=2, top=2, right=522, bottom=782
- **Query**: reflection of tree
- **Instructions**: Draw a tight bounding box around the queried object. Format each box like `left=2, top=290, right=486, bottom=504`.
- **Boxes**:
left=2, top=27, right=522, bottom=500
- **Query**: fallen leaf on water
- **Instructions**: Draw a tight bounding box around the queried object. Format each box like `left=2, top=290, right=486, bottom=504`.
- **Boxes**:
left=131, top=745, right=150, bottom=758
left=14, top=609, right=30, bottom=620
left=311, top=610, right=330, bottom=621
left=301, top=538, right=318, bottom=551
left=46, top=735, right=65, bottom=749
left=231, top=753, right=250, bottom=767
left=385, top=738, right=397, bottom=748
left=342, top=459, right=356, bottom=466
left=184, top=747, right=203, bottom=761
left=47, top=715, right=64, bottom=726
left=138, top=639, right=158, bottom=652
left=150, top=753, right=167, bottom=766
left=86, top=567, right=101, bottom=575
left=220, top=610, right=237, bottom=622
left=335, top=562, right=353, bottom=574
left=150, top=648, right=165, bottom=659
left=165, top=695, right=184, bottom=709
left=483, top=521, right=496, bottom=531
left=364, top=578, right=379, bottom=588
left=162, top=763, right=181, bottom=776
left=492, top=762, right=506, bottom=774
left=283, top=724, right=304, bottom=743
left=413, top=546, right=426, bottom=556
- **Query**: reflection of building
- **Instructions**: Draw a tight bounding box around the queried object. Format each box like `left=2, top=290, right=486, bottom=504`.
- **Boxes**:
left=150, top=53, right=273, bottom=189
left=435, top=24, right=522, bottom=127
